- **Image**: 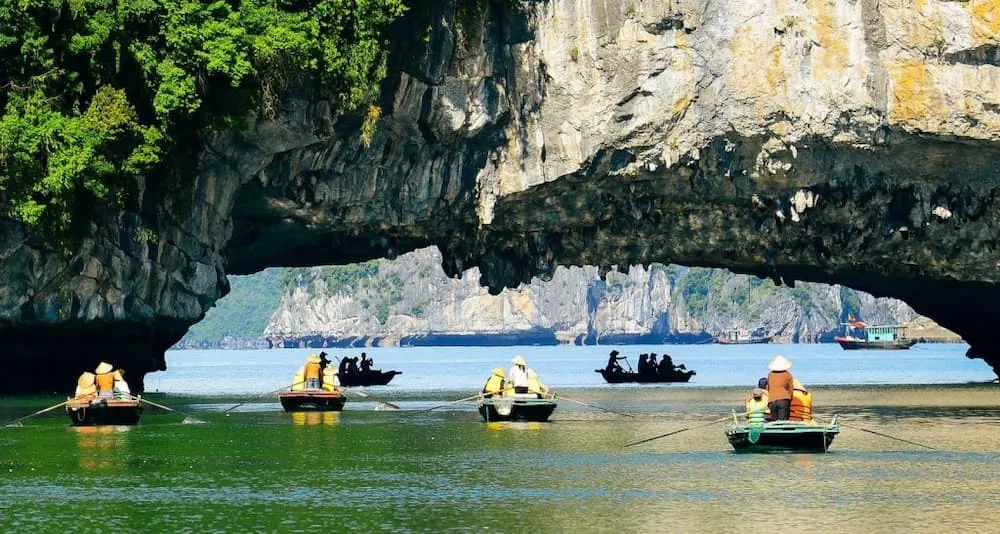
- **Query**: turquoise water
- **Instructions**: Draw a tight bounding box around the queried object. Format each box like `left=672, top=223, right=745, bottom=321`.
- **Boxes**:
left=2, top=344, right=999, bottom=532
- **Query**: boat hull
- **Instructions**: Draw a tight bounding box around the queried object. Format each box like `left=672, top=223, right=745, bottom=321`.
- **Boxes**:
left=834, top=337, right=916, bottom=350
left=726, top=422, right=839, bottom=453
left=338, top=370, right=401, bottom=387
left=715, top=336, right=773, bottom=344
left=595, top=368, right=695, bottom=384
left=278, top=390, right=347, bottom=412
left=477, top=397, right=557, bottom=422
left=66, top=398, right=143, bottom=426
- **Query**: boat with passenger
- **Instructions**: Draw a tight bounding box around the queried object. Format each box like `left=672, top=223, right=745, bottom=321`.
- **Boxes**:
left=66, top=362, right=142, bottom=426
left=596, top=350, right=695, bottom=383
left=834, top=315, right=916, bottom=350
left=477, top=356, right=557, bottom=422
left=278, top=353, right=346, bottom=412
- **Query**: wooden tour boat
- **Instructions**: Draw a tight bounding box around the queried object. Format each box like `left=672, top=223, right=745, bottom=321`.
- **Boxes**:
left=477, top=394, right=557, bottom=422
left=278, top=390, right=347, bottom=412
left=595, top=367, right=695, bottom=384
left=834, top=318, right=916, bottom=350
left=725, top=419, right=839, bottom=453
left=66, top=397, right=143, bottom=426
left=338, top=370, right=402, bottom=387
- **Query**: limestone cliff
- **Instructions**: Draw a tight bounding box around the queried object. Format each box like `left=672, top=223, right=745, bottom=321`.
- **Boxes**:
left=2, top=0, right=999, bottom=392
left=261, top=247, right=930, bottom=347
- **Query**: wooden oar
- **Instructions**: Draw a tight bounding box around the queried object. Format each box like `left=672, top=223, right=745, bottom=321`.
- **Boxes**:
left=423, top=394, right=483, bottom=412
left=3, top=400, right=70, bottom=428
left=222, top=382, right=304, bottom=415
left=624, top=415, right=734, bottom=447
left=553, top=393, right=634, bottom=418
left=343, top=388, right=400, bottom=410
left=131, top=395, right=207, bottom=424
left=840, top=422, right=936, bottom=450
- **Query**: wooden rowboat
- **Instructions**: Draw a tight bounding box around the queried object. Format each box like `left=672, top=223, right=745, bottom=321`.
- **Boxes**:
left=66, top=397, right=143, bottom=426
left=477, top=395, right=557, bottom=422
left=338, top=370, right=402, bottom=387
left=595, top=368, right=695, bottom=384
left=725, top=420, right=839, bottom=453
left=278, top=390, right=346, bottom=412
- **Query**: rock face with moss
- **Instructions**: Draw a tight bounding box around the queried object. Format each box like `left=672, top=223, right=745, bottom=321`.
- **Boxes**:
left=2, top=0, right=999, bottom=392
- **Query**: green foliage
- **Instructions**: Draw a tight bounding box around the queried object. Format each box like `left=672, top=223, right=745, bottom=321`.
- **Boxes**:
left=0, top=0, right=406, bottom=246
left=411, top=301, right=428, bottom=318
left=790, top=286, right=813, bottom=312
left=181, top=268, right=283, bottom=344
left=679, top=268, right=713, bottom=317
left=840, top=285, right=861, bottom=320
left=318, top=262, right=379, bottom=295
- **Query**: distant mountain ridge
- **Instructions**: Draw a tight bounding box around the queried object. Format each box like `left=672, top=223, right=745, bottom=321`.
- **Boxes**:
left=176, top=248, right=959, bottom=349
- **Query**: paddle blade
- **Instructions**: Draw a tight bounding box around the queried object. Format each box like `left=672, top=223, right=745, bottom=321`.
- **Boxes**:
left=4, top=421, right=23, bottom=428
left=182, top=417, right=207, bottom=425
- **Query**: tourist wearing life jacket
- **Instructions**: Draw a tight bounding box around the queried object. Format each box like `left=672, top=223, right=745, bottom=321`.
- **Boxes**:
left=74, top=372, right=97, bottom=399
left=745, top=378, right=771, bottom=419
left=746, top=388, right=768, bottom=425
left=789, top=379, right=813, bottom=422
left=527, top=369, right=550, bottom=398
left=291, top=366, right=306, bottom=391
left=94, top=362, right=123, bottom=398
left=322, top=366, right=340, bottom=392
left=482, top=368, right=506, bottom=397
left=304, top=354, right=322, bottom=389
left=508, top=355, right=531, bottom=394
left=766, top=356, right=795, bottom=420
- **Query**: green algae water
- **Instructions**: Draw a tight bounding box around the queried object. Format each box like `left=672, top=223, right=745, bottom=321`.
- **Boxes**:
left=2, top=384, right=999, bottom=532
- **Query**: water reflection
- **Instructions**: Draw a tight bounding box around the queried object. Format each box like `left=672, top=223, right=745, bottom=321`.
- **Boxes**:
left=72, top=425, right=131, bottom=472
left=486, top=421, right=544, bottom=433
left=290, top=411, right=339, bottom=426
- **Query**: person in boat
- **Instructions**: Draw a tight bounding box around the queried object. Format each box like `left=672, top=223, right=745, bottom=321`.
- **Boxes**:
left=789, top=379, right=813, bottom=422
left=322, top=364, right=340, bottom=392
left=360, top=353, right=372, bottom=373
left=74, top=372, right=97, bottom=399
left=647, top=354, right=658, bottom=376
left=114, top=369, right=131, bottom=396
left=766, top=355, right=794, bottom=421
left=508, top=355, right=532, bottom=394
left=606, top=350, right=625, bottom=374
left=657, top=354, right=674, bottom=375
left=319, top=351, right=331, bottom=370
left=338, top=356, right=350, bottom=378
left=526, top=369, right=550, bottom=398
left=347, top=357, right=361, bottom=376
left=94, top=362, right=125, bottom=399
left=746, top=388, right=768, bottom=425
left=746, top=377, right=771, bottom=420
left=304, top=354, right=322, bottom=389
left=637, top=354, right=648, bottom=375
left=482, top=368, right=506, bottom=397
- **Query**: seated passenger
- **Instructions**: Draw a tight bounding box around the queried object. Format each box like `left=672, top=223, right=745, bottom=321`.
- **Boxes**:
left=508, top=355, right=532, bottom=394
left=746, top=388, right=768, bottom=425
left=114, top=369, right=131, bottom=396
left=482, top=368, right=506, bottom=397
left=74, top=372, right=97, bottom=399
left=303, top=354, right=322, bottom=389
left=322, top=366, right=340, bottom=392
left=746, top=378, right=771, bottom=420
left=606, top=350, right=625, bottom=374
left=94, top=362, right=122, bottom=398
left=789, top=379, right=813, bottom=422
left=291, top=366, right=307, bottom=391
left=526, top=369, right=550, bottom=398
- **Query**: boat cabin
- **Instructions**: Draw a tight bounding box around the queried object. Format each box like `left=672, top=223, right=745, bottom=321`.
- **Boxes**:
left=845, top=324, right=908, bottom=342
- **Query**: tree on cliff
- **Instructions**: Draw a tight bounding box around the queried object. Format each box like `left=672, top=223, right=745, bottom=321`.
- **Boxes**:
left=0, top=0, right=405, bottom=247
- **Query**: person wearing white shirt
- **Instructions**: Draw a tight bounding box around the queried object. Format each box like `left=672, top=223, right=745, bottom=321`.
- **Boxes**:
left=508, top=355, right=530, bottom=394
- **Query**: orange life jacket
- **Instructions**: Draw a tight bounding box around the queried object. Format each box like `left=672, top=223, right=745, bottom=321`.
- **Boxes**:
left=95, top=372, right=115, bottom=393
left=304, top=361, right=321, bottom=380
left=790, top=388, right=813, bottom=421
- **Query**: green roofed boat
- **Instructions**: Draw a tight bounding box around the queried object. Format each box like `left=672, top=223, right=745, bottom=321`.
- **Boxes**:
left=725, top=419, right=840, bottom=453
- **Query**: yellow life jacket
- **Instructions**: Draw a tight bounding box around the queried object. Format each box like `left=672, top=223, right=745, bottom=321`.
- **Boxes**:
left=305, top=361, right=321, bottom=380
left=790, top=388, right=813, bottom=422
left=95, top=372, right=115, bottom=393
left=482, top=368, right=505, bottom=395
left=291, top=367, right=306, bottom=391
left=527, top=369, right=548, bottom=396
left=746, top=398, right=768, bottom=424
left=322, top=368, right=339, bottom=391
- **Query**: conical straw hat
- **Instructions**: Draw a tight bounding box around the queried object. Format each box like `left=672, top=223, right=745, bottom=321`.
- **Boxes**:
left=95, top=362, right=113, bottom=374
left=77, top=372, right=95, bottom=387
left=307, top=354, right=321, bottom=363
left=492, top=367, right=506, bottom=378
left=768, top=355, right=792, bottom=372
left=511, top=355, right=527, bottom=366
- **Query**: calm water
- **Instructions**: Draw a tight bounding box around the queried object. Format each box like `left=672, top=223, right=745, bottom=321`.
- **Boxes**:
left=2, top=344, right=999, bottom=532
